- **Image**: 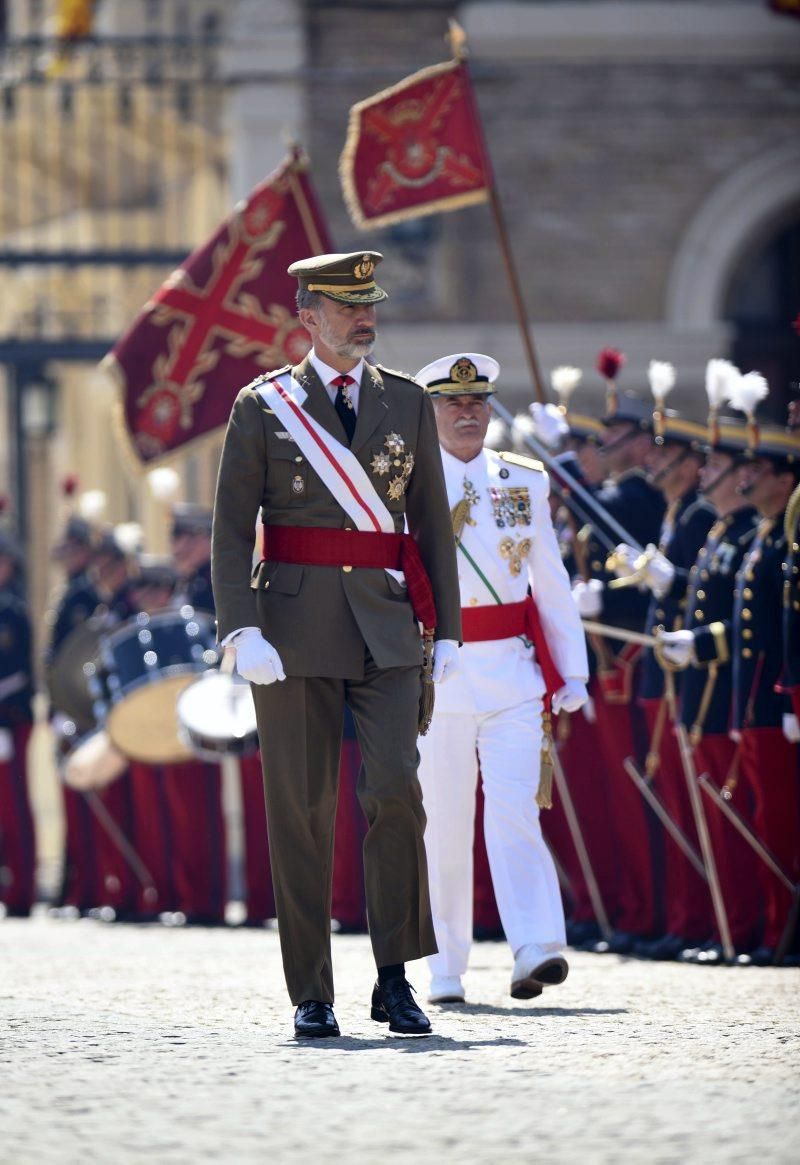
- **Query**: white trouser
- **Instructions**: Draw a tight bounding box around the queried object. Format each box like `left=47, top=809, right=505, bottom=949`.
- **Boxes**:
left=418, top=699, right=565, bottom=980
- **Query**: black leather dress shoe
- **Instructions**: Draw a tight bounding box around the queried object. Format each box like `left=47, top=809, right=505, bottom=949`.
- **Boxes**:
left=634, top=934, right=688, bottom=961
left=371, top=978, right=432, bottom=1035
left=590, top=930, right=638, bottom=955
left=294, top=1000, right=340, bottom=1039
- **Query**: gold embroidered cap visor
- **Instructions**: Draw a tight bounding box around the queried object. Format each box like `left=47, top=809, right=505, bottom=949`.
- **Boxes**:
left=416, top=352, right=500, bottom=397
left=287, top=250, right=388, bottom=304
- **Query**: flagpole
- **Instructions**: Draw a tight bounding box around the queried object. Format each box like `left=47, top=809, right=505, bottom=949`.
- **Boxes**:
left=450, top=21, right=548, bottom=405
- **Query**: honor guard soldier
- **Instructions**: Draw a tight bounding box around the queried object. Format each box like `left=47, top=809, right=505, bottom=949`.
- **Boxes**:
left=212, top=251, right=461, bottom=1038
left=729, top=416, right=800, bottom=965
left=659, top=409, right=760, bottom=963
left=608, top=381, right=717, bottom=960
left=415, top=353, right=589, bottom=1005
left=164, top=504, right=228, bottom=926
left=571, top=392, right=666, bottom=952
left=0, top=528, right=36, bottom=917
left=45, top=512, right=103, bottom=915
left=527, top=394, right=617, bottom=948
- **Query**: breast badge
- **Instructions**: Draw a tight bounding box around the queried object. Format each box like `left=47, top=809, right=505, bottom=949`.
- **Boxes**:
left=490, top=486, right=531, bottom=528
left=499, top=536, right=532, bottom=577
left=291, top=474, right=305, bottom=495
left=371, top=433, right=414, bottom=499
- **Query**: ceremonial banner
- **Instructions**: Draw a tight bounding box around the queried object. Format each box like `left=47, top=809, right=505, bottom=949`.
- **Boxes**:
left=105, top=150, right=333, bottom=467
left=340, top=58, right=492, bottom=230
left=769, top=1, right=800, bottom=18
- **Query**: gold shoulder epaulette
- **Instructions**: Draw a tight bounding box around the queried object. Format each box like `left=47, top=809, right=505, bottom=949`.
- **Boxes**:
left=376, top=363, right=420, bottom=386
left=497, top=450, right=545, bottom=473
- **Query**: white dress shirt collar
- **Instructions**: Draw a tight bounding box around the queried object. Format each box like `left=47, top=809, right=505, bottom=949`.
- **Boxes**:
left=309, top=350, right=365, bottom=409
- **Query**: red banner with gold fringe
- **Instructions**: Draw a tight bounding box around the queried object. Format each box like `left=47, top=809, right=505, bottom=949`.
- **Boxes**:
left=340, top=58, right=492, bottom=231
left=105, top=150, right=333, bottom=467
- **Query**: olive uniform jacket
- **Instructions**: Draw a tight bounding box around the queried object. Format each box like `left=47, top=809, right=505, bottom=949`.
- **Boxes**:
left=212, top=355, right=461, bottom=680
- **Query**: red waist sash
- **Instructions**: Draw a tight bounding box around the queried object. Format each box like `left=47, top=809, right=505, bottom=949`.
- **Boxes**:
left=461, top=596, right=563, bottom=701
left=261, top=524, right=437, bottom=632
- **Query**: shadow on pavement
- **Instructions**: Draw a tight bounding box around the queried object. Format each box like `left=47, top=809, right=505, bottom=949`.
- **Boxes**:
left=287, top=1035, right=528, bottom=1053
left=438, top=1003, right=629, bottom=1018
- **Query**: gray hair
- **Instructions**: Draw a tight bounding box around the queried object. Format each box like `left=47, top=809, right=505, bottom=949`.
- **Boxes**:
left=296, top=288, right=324, bottom=313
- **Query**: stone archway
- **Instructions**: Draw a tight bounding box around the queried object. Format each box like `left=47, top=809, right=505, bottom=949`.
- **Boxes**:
left=666, top=139, right=800, bottom=331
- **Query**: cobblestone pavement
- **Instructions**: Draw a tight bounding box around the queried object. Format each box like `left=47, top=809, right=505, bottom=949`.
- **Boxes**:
left=2, top=915, right=798, bottom=1164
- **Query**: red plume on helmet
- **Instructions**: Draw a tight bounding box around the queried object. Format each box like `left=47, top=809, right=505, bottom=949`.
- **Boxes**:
left=596, top=347, right=626, bottom=417
left=60, top=474, right=79, bottom=498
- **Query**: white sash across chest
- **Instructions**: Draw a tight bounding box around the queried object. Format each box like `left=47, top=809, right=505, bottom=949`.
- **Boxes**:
left=258, top=374, right=395, bottom=535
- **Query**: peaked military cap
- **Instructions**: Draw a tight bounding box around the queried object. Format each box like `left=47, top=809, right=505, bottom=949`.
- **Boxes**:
left=704, top=418, right=751, bottom=458
left=752, top=424, right=800, bottom=468
left=288, top=251, right=388, bottom=305
left=131, top=555, right=178, bottom=592
left=171, top=503, right=213, bottom=538
left=653, top=410, right=706, bottom=451
left=566, top=412, right=603, bottom=444
left=416, top=352, right=500, bottom=397
left=602, top=392, right=653, bottom=431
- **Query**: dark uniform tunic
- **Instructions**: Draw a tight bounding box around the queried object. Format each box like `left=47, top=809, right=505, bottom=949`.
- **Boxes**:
left=0, top=591, right=36, bottom=915
left=732, top=513, right=800, bottom=951
left=679, top=506, right=761, bottom=949
left=586, top=469, right=666, bottom=939
left=638, top=491, right=716, bottom=945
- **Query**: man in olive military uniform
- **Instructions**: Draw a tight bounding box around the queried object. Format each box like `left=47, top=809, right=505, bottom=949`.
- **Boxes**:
left=212, top=251, right=461, bottom=1038
left=659, top=423, right=759, bottom=962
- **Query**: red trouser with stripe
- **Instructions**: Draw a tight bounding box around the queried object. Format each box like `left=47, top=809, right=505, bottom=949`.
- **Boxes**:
left=692, top=733, right=762, bottom=949
left=162, top=759, right=227, bottom=921
left=592, top=672, right=658, bottom=935
left=0, top=723, right=35, bottom=914
left=739, top=727, right=800, bottom=950
left=543, top=706, right=618, bottom=925
left=641, top=698, right=713, bottom=942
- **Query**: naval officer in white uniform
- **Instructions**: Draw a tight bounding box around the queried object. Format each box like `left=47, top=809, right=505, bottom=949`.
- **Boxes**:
left=416, top=353, right=589, bottom=1004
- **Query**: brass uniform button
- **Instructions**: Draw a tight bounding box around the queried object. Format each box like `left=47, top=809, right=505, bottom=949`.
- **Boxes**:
left=741, top=609, right=751, bottom=621
left=742, top=628, right=753, bottom=640
left=342, top=565, right=352, bottom=573
left=695, top=610, right=704, bottom=621
left=264, top=580, right=270, bottom=589
left=701, top=569, right=709, bottom=580
left=742, top=648, right=753, bottom=659
left=743, top=587, right=753, bottom=600
left=696, top=589, right=706, bottom=601
left=469, top=597, right=479, bottom=606
left=295, top=456, right=303, bottom=463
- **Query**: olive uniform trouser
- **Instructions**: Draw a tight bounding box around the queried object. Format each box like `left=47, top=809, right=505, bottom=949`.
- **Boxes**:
left=251, top=652, right=437, bottom=1005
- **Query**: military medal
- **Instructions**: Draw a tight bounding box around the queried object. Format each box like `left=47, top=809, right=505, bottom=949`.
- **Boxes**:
left=291, top=474, right=305, bottom=495
left=499, top=535, right=532, bottom=577
left=372, top=433, right=413, bottom=499
left=490, top=486, right=531, bottom=528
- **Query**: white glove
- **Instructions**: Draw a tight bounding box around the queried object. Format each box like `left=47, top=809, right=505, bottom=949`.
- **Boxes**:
left=234, top=628, right=286, bottom=686
left=571, top=578, right=604, bottom=618
left=609, top=543, right=639, bottom=578
left=529, top=402, right=568, bottom=450
left=0, top=728, right=13, bottom=763
left=641, top=545, right=675, bottom=599
left=551, top=678, right=589, bottom=715
left=431, top=639, right=459, bottom=684
left=582, top=695, right=596, bottom=724
left=658, top=629, right=696, bottom=668
left=783, top=713, right=800, bottom=744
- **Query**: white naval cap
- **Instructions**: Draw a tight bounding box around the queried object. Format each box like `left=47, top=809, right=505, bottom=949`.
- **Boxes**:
left=416, top=352, right=500, bottom=396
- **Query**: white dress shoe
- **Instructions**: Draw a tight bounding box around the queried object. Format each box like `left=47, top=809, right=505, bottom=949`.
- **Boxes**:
left=510, top=944, right=569, bottom=1000
left=428, top=975, right=466, bottom=1004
